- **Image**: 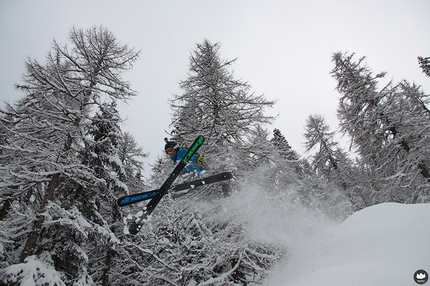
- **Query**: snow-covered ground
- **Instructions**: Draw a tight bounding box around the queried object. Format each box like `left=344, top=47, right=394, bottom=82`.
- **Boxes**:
left=265, top=202, right=430, bottom=286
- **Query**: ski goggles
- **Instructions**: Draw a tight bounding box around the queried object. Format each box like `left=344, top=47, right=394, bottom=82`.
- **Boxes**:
left=165, top=147, right=175, bottom=155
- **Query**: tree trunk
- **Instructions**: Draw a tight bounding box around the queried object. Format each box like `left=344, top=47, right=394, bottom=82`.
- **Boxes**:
left=101, top=245, right=115, bottom=286
left=222, top=182, right=232, bottom=197
left=0, top=199, right=12, bottom=221
left=20, top=173, right=60, bottom=262
left=101, top=220, right=118, bottom=285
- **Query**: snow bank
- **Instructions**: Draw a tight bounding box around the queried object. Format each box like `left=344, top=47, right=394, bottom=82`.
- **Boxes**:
left=266, top=202, right=430, bottom=285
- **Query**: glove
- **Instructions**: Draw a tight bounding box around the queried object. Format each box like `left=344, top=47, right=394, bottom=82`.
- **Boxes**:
left=197, top=154, right=206, bottom=165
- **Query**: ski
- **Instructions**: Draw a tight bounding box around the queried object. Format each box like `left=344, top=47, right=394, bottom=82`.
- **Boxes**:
left=117, top=172, right=233, bottom=207
left=172, top=172, right=233, bottom=193
left=117, top=190, right=158, bottom=207
left=128, top=135, right=205, bottom=235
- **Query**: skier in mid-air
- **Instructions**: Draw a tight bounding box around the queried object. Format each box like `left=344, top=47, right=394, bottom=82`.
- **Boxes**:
left=117, top=136, right=232, bottom=235
left=164, top=138, right=207, bottom=178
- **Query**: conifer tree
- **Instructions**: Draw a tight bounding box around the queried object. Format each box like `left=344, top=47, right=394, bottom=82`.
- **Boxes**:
left=0, top=26, right=140, bottom=285
left=271, top=128, right=299, bottom=161
left=117, top=131, right=147, bottom=193
left=170, top=40, right=275, bottom=176
left=304, top=114, right=341, bottom=179
left=303, top=114, right=359, bottom=207
left=78, top=102, right=127, bottom=285
left=244, top=126, right=273, bottom=171
left=331, top=52, right=430, bottom=204
left=247, top=128, right=299, bottom=192
left=418, top=56, right=430, bottom=77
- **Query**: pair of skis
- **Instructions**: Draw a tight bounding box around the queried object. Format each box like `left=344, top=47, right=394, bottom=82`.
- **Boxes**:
left=119, top=136, right=232, bottom=235
left=117, top=171, right=233, bottom=207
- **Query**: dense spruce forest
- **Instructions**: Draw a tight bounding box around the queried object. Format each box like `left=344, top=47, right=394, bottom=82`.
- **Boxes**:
left=0, top=26, right=429, bottom=285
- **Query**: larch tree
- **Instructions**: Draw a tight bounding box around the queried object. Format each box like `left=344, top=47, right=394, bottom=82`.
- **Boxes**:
left=304, top=114, right=342, bottom=180
left=0, top=26, right=140, bottom=285
left=384, top=81, right=430, bottom=201
left=170, top=40, right=275, bottom=178
left=331, top=52, right=430, bottom=204
left=303, top=114, right=358, bottom=207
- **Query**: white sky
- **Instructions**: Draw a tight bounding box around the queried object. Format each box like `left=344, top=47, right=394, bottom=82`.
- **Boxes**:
left=1, top=0, right=429, bottom=175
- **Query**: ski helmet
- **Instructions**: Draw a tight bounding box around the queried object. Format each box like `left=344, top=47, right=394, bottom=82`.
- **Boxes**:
left=164, top=138, right=180, bottom=152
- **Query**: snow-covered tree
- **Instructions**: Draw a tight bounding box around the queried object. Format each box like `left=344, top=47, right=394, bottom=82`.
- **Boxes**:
left=121, top=196, right=286, bottom=285
left=118, top=132, right=146, bottom=178
left=242, top=126, right=273, bottom=172
left=248, top=128, right=303, bottom=192
left=331, top=52, right=430, bottom=204
left=304, top=115, right=346, bottom=182
left=418, top=56, right=430, bottom=77
left=303, top=114, right=362, bottom=209
left=170, top=40, right=275, bottom=176
left=76, top=102, right=128, bottom=285
left=0, top=26, right=140, bottom=285
left=117, top=131, right=147, bottom=192
left=271, top=128, right=299, bottom=161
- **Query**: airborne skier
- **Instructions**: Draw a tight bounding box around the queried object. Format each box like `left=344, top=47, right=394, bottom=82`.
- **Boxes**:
left=129, top=135, right=206, bottom=234
left=164, top=138, right=207, bottom=177
left=121, top=136, right=233, bottom=234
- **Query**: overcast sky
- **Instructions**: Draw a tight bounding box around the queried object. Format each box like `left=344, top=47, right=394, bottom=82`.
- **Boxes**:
left=1, top=0, right=429, bottom=176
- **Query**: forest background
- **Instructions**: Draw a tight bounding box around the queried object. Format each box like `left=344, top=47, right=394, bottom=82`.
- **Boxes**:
left=0, top=24, right=429, bottom=285
left=1, top=0, right=430, bottom=171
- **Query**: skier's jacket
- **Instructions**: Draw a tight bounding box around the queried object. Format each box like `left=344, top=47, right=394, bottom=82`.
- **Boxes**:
left=170, top=148, right=206, bottom=176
